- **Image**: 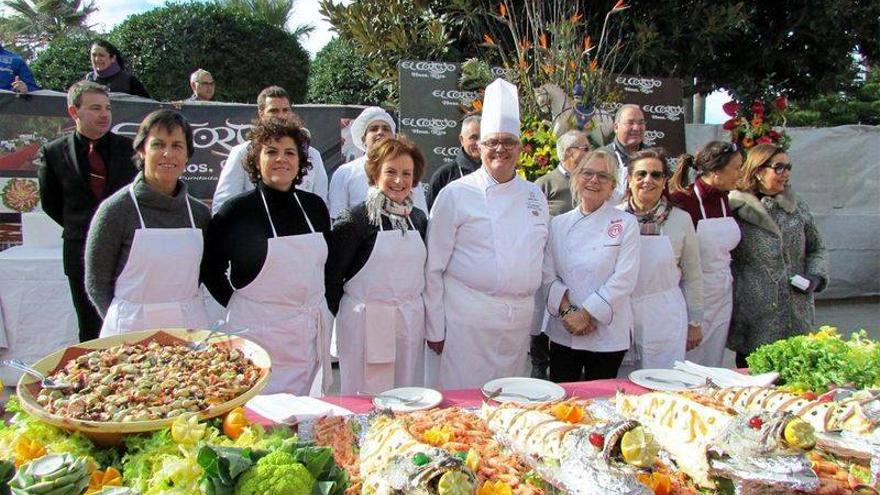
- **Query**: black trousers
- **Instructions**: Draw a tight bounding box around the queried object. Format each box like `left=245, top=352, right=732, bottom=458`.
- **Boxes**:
left=735, top=352, right=750, bottom=369
left=549, top=341, right=627, bottom=383
left=63, top=240, right=102, bottom=342
left=529, top=333, right=550, bottom=378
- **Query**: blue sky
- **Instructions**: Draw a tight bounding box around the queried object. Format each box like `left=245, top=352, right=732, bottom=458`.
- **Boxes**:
left=91, top=0, right=727, bottom=123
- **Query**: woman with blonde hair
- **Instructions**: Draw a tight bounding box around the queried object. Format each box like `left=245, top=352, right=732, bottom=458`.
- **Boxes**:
left=537, top=149, right=640, bottom=381
left=727, top=143, right=828, bottom=367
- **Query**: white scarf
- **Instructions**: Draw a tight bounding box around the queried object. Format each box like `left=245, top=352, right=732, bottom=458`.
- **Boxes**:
left=365, top=187, right=413, bottom=235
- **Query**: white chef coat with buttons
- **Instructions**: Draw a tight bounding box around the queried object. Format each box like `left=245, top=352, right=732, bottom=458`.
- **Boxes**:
left=540, top=201, right=641, bottom=352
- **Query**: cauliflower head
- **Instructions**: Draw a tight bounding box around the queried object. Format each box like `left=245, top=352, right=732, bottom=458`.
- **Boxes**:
left=235, top=450, right=315, bottom=495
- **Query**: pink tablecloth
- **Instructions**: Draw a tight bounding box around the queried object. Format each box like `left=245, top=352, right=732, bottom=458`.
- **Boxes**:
left=245, top=378, right=649, bottom=425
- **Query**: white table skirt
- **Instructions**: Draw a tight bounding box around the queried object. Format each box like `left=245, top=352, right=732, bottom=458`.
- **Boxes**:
left=0, top=246, right=78, bottom=386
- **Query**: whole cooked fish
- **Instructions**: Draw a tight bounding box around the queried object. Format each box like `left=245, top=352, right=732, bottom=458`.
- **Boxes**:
left=699, top=386, right=880, bottom=481
left=480, top=402, right=655, bottom=495
left=614, top=391, right=820, bottom=493
left=360, top=414, right=477, bottom=495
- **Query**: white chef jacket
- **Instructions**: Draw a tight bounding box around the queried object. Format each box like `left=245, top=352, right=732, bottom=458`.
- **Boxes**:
left=328, top=156, right=428, bottom=220
left=425, top=167, right=550, bottom=342
left=539, top=201, right=641, bottom=352
left=211, top=141, right=328, bottom=214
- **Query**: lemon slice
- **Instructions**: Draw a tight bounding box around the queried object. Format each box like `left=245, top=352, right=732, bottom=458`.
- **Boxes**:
left=171, top=414, right=206, bottom=445
left=783, top=418, right=816, bottom=450
left=465, top=448, right=480, bottom=471
left=438, top=471, right=472, bottom=495
left=620, top=426, right=659, bottom=468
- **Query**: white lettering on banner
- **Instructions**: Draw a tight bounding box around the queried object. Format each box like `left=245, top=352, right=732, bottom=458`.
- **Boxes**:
left=400, top=117, right=458, bottom=136
left=113, top=121, right=251, bottom=154
left=433, top=146, right=460, bottom=158
left=643, top=130, right=666, bottom=146
left=491, top=66, right=515, bottom=79
left=431, top=89, right=479, bottom=107
left=616, top=76, right=663, bottom=94
left=601, top=101, right=623, bottom=113
left=400, top=61, right=457, bottom=80
left=643, top=104, right=685, bottom=122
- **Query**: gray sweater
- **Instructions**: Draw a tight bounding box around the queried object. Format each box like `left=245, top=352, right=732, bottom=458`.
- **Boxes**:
left=85, top=172, right=211, bottom=316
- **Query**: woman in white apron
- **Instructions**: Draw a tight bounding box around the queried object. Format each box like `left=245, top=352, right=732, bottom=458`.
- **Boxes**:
left=201, top=119, right=332, bottom=396
left=327, top=137, right=428, bottom=395
left=669, top=141, right=743, bottom=367
left=618, top=148, right=703, bottom=372
left=86, top=110, right=211, bottom=337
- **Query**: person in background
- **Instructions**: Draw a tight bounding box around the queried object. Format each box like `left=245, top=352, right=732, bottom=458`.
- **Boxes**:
left=670, top=141, right=743, bottom=367
left=529, top=129, right=589, bottom=379
left=188, top=69, right=215, bottom=101
left=202, top=118, right=332, bottom=396
left=425, top=78, right=549, bottom=389
left=0, top=42, right=39, bottom=93
left=728, top=143, right=828, bottom=368
left=211, top=86, right=327, bottom=211
left=38, top=81, right=138, bottom=342
left=619, top=148, right=703, bottom=371
left=85, top=40, right=150, bottom=99
left=328, top=136, right=428, bottom=394
left=603, top=104, right=647, bottom=201
left=329, top=106, right=428, bottom=220
left=85, top=109, right=211, bottom=336
left=425, top=115, right=481, bottom=210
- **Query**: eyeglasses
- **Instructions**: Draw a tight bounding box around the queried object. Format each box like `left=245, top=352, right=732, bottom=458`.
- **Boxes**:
left=579, top=170, right=614, bottom=182
left=721, top=142, right=738, bottom=153
left=480, top=138, right=520, bottom=150
left=572, top=144, right=591, bottom=151
left=762, top=162, right=792, bottom=174
left=633, top=170, right=666, bottom=180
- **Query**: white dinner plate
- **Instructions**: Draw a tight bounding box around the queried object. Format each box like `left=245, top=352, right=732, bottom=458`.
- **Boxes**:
left=372, top=387, right=443, bottom=412
left=481, top=377, right=566, bottom=404
left=628, top=368, right=704, bottom=391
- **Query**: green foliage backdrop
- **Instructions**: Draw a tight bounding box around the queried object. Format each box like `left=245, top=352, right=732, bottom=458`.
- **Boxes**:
left=306, top=37, right=390, bottom=106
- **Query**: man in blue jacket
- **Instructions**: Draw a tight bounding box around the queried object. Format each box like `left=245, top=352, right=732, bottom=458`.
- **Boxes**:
left=0, top=43, right=39, bottom=93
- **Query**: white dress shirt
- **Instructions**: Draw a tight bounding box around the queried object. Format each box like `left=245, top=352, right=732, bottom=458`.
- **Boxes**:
left=540, top=201, right=641, bottom=352
left=211, top=142, right=327, bottom=214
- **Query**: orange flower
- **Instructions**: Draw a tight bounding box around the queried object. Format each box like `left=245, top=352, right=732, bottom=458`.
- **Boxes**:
left=539, top=32, right=549, bottom=49
left=86, top=467, right=123, bottom=495
left=569, top=60, right=577, bottom=71
left=612, top=0, right=629, bottom=12
left=13, top=438, right=46, bottom=468
left=589, top=59, right=599, bottom=72
left=583, top=36, right=593, bottom=52
left=742, top=137, right=755, bottom=148
left=498, top=2, right=508, bottom=17
left=541, top=64, right=556, bottom=75
left=551, top=403, right=586, bottom=423
left=751, top=116, right=763, bottom=127
left=472, top=99, right=483, bottom=112
left=483, top=34, right=496, bottom=46
left=570, top=11, right=583, bottom=24
left=519, top=37, right=533, bottom=50
left=518, top=57, right=529, bottom=70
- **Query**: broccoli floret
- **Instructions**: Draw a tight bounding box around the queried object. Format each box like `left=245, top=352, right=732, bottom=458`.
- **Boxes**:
left=235, top=450, right=315, bottom=495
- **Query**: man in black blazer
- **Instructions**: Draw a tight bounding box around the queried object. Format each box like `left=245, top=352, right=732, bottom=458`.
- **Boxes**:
left=38, top=81, right=137, bottom=342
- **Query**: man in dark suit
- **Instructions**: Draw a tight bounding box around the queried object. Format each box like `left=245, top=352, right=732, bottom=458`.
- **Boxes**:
left=38, top=81, right=137, bottom=342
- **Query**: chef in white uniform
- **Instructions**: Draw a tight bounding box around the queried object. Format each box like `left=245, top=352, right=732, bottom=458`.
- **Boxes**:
left=617, top=148, right=703, bottom=372
left=211, top=86, right=327, bottom=214
left=425, top=78, right=549, bottom=390
left=328, top=137, right=429, bottom=394
left=538, top=149, right=640, bottom=382
left=328, top=107, right=428, bottom=220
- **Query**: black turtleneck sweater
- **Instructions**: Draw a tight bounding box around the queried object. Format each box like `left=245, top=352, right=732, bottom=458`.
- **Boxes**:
left=201, top=182, right=331, bottom=306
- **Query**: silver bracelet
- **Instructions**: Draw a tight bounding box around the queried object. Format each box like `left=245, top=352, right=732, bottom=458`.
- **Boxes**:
left=559, top=305, right=579, bottom=318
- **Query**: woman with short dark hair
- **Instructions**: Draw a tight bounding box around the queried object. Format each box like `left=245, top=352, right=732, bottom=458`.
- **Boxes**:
left=327, top=136, right=429, bottom=394
left=201, top=118, right=332, bottom=396
left=85, top=109, right=211, bottom=336
left=85, top=40, right=151, bottom=98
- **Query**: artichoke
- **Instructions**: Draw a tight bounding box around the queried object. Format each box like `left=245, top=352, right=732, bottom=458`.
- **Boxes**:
left=9, top=454, right=92, bottom=495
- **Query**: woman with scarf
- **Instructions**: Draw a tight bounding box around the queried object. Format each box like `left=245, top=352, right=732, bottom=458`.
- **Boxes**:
left=619, top=148, right=703, bottom=371
left=85, top=40, right=151, bottom=98
left=201, top=118, right=332, bottom=396
left=327, top=136, right=428, bottom=395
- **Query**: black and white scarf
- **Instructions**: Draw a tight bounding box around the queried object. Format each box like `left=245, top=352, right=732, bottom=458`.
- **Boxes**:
left=366, top=187, right=413, bottom=235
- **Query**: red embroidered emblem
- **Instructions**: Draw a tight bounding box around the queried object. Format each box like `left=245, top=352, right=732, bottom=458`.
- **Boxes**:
left=608, top=222, right=623, bottom=238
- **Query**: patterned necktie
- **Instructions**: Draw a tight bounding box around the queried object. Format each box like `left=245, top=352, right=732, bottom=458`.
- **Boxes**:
left=88, top=140, right=106, bottom=199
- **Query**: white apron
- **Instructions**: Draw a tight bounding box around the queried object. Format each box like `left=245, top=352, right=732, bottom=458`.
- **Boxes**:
left=101, top=186, right=210, bottom=337
left=225, top=189, right=332, bottom=396
left=685, top=188, right=741, bottom=367
left=438, top=276, right=534, bottom=390
left=337, top=216, right=426, bottom=395
left=626, top=233, right=688, bottom=370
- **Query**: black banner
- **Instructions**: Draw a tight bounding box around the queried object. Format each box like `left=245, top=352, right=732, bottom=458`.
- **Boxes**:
left=398, top=60, right=685, bottom=179
left=0, top=91, right=363, bottom=247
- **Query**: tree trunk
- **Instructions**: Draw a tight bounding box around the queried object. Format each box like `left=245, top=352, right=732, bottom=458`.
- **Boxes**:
left=693, top=92, right=706, bottom=124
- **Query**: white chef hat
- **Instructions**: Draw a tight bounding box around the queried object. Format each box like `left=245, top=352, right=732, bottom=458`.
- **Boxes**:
left=480, top=78, right=520, bottom=140
left=350, top=106, right=396, bottom=152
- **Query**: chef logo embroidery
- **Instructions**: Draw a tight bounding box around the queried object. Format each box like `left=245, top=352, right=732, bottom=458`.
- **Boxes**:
left=527, top=191, right=543, bottom=217
left=607, top=219, right=623, bottom=238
